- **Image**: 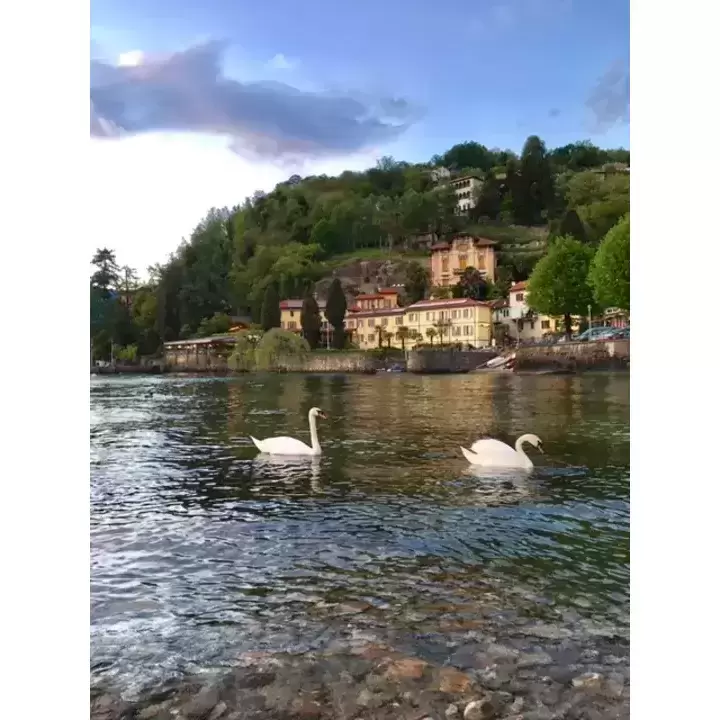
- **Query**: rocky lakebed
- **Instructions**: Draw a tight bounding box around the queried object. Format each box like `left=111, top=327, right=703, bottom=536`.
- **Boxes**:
left=91, top=602, right=629, bottom=720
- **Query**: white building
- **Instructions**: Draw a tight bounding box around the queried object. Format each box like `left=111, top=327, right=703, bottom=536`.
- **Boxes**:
left=493, top=281, right=562, bottom=342
left=448, top=175, right=483, bottom=214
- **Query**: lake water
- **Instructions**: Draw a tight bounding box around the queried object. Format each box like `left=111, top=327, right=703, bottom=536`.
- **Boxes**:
left=90, top=372, right=629, bottom=694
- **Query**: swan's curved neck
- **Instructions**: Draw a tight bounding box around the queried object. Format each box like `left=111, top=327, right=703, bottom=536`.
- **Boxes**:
left=514, top=435, right=534, bottom=467
left=308, top=412, right=321, bottom=453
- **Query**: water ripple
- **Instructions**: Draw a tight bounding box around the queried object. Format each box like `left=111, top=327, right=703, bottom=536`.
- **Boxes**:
left=91, top=372, right=629, bottom=691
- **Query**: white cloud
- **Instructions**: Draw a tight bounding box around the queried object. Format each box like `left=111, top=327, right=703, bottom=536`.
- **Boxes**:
left=267, top=53, right=296, bottom=71
left=88, top=134, right=377, bottom=278
left=116, top=50, right=144, bottom=67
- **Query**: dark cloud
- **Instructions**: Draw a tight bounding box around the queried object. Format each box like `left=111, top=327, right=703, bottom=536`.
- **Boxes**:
left=90, top=41, right=419, bottom=160
left=586, top=60, right=630, bottom=132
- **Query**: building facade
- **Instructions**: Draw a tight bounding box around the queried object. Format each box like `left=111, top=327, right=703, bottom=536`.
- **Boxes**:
left=430, top=235, right=497, bottom=287
left=448, top=175, right=483, bottom=213
left=403, top=297, right=493, bottom=348
left=493, top=281, right=565, bottom=343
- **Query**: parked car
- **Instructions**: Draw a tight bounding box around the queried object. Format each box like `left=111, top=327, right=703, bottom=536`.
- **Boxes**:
left=574, top=326, right=616, bottom=342
left=606, top=327, right=630, bottom=340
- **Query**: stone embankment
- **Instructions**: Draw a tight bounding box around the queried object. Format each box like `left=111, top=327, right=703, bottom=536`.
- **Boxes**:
left=514, top=340, right=629, bottom=373
left=407, top=349, right=499, bottom=374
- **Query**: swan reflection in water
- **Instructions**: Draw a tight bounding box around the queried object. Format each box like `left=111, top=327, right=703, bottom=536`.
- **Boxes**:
left=251, top=453, right=322, bottom=493
left=461, top=464, right=539, bottom=506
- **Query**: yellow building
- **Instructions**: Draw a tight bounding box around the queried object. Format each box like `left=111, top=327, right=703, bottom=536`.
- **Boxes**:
left=346, top=289, right=405, bottom=349
left=346, top=307, right=406, bottom=349
left=403, top=297, right=493, bottom=348
left=430, top=234, right=497, bottom=287
left=280, top=298, right=336, bottom=345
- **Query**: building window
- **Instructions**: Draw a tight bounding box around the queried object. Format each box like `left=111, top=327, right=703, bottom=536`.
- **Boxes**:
left=368, top=334, right=375, bottom=344
left=476, top=254, right=485, bottom=270
left=530, top=321, right=535, bottom=330
left=541, top=320, right=550, bottom=329
left=464, top=325, right=471, bottom=335
left=462, top=308, right=469, bottom=318
left=426, top=312, right=430, bottom=321
left=502, top=309, right=509, bottom=317
left=518, top=320, right=524, bottom=332
left=368, top=318, right=375, bottom=327
left=409, top=313, right=416, bottom=322
left=441, top=256, right=449, bottom=272
left=395, top=316, right=402, bottom=325
left=516, top=293, right=524, bottom=302
left=458, top=254, right=468, bottom=270
left=290, top=311, right=295, bottom=317
left=452, top=326, right=461, bottom=336
left=381, top=317, right=388, bottom=326
left=451, top=310, right=458, bottom=319
left=288, top=321, right=297, bottom=330
left=358, top=319, right=364, bottom=328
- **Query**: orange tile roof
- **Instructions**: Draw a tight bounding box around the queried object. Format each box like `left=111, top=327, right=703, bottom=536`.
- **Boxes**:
left=510, top=281, right=528, bottom=292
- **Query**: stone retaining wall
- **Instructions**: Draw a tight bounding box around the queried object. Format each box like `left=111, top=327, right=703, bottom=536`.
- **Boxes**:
left=274, top=352, right=381, bottom=374
left=514, top=339, right=630, bottom=372
left=164, top=346, right=381, bottom=374
left=407, top=349, right=499, bottom=374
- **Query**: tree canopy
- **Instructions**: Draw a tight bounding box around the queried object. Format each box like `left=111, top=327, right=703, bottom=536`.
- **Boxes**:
left=88, top=134, right=628, bottom=357
left=526, top=236, right=596, bottom=335
left=588, top=215, right=630, bottom=310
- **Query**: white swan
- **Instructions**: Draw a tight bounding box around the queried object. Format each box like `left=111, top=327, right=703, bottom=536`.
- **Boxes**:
left=250, top=407, right=327, bottom=456
left=460, top=434, right=544, bottom=469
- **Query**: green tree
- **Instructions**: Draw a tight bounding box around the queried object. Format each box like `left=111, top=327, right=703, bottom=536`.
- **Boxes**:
left=451, top=267, right=490, bottom=301
left=396, top=325, right=410, bottom=351
left=91, top=248, right=120, bottom=296
left=554, top=209, right=588, bottom=244
left=588, top=215, right=630, bottom=311
left=425, top=327, right=437, bottom=346
left=325, top=278, right=347, bottom=349
left=404, top=261, right=429, bottom=304
left=197, top=312, right=233, bottom=337
left=471, top=171, right=503, bottom=221
left=513, top=135, right=555, bottom=225
left=119, top=266, right=140, bottom=306
left=300, top=294, right=322, bottom=349
left=526, top=236, right=595, bottom=336
left=260, top=283, right=281, bottom=332
left=434, top=318, right=452, bottom=346
left=254, top=328, right=310, bottom=371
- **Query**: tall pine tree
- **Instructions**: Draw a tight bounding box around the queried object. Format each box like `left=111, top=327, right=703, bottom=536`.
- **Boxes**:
left=260, top=283, right=281, bottom=332
left=513, top=135, right=555, bottom=225
left=555, top=209, right=588, bottom=244
left=325, top=279, right=347, bottom=349
left=300, top=293, right=322, bottom=349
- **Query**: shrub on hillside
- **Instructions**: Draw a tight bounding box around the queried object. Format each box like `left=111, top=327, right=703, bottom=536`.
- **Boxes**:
left=254, top=328, right=310, bottom=371
left=228, top=331, right=258, bottom=372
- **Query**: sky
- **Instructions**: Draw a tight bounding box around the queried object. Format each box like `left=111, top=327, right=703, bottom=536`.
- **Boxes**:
left=89, top=0, right=630, bottom=277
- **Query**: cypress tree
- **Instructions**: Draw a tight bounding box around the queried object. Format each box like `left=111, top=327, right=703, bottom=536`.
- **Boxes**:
left=300, top=293, right=322, bottom=349
left=260, top=283, right=281, bottom=332
left=557, top=208, right=588, bottom=244
left=325, top=278, right=347, bottom=349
